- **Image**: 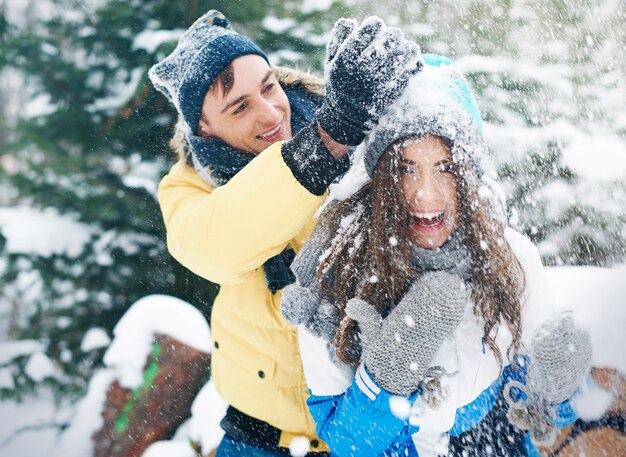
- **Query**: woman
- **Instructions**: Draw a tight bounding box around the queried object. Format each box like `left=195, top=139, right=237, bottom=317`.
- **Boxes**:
left=281, top=55, right=592, bottom=456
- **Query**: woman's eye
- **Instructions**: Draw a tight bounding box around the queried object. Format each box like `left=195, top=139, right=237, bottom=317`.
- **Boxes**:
left=263, top=83, right=275, bottom=93
left=440, top=163, right=456, bottom=174
left=399, top=166, right=414, bottom=175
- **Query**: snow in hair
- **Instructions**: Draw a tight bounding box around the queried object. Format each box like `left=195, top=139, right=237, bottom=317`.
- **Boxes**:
left=363, top=61, right=487, bottom=178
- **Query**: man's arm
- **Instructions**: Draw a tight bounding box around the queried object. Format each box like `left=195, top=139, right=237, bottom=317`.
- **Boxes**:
left=158, top=141, right=345, bottom=285
left=318, top=123, right=350, bottom=160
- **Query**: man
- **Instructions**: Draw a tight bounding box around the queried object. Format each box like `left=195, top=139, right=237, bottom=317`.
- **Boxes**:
left=149, top=10, right=422, bottom=456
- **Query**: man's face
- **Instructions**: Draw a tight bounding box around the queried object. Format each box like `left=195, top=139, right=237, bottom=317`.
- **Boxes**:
left=197, top=55, right=292, bottom=154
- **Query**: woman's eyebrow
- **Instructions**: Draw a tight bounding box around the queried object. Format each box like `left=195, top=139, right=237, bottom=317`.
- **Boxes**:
left=399, top=158, right=451, bottom=166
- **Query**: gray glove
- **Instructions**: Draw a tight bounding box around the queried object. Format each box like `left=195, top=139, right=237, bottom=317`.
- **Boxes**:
left=316, top=16, right=423, bottom=145
left=504, top=311, right=592, bottom=446
left=346, top=271, right=469, bottom=395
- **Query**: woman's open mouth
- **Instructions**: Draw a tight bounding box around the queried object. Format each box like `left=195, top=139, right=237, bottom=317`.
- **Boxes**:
left=410, top=211, right=447, bottom=232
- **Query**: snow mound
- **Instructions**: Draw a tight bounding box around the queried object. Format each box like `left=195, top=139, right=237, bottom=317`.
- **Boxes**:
left=51, top=370, right=116, bottom=457
left=185, top=379, right=228, bottom=453
left=142, top=441, right=197, bottom=457
left=104, top=294, right=211, bottom=389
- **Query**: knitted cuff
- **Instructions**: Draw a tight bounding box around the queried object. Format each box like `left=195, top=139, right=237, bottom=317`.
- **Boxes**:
left=281, top=123, right=350, bottom=196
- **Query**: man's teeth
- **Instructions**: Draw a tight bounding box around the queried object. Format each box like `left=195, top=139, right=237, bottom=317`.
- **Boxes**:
left=258, top=125, right=280, bottom=138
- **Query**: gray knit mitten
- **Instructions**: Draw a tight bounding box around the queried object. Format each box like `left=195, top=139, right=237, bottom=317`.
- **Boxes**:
left=281, top=217, right=339, bottom=341
left=504, top=311, right=592, bottom=446
left=346, top=271, right=469, bottom=395
left=281, top=284, right=340, bottom=342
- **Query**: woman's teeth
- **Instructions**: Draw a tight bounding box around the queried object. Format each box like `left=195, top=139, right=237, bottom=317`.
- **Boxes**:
left=412, top=211, right=445, bottom=227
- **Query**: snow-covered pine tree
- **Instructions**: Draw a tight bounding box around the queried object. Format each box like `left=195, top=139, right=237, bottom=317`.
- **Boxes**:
left=0, top=0, right=226, bottom=399
left=479, top=0, right=626, bottom=266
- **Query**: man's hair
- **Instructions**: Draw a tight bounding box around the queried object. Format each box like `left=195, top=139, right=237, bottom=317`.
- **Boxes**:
left=198, top=62, right=235, bottom=133
left=209, top=62, right=235, bottom=97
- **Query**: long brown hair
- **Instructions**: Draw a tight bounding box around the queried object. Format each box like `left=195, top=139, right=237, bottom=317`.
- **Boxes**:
left=317, top=136, right=526, bottom=369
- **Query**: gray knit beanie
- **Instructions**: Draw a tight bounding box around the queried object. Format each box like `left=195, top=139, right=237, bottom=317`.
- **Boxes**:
left=363, top=54, right=486, bottom=177
left=148, top=10, right=268, bottom=134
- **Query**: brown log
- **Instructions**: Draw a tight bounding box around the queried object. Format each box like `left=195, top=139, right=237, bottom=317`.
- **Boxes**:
left=93, top=334, right=211, bottom=457
left=538, top=367, right=626, bottom=456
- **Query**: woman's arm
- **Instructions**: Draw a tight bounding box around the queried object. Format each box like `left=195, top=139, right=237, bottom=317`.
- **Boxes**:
left=504, top=229, right=592, bottom=445
left=298, top=326, right=413, bottom=456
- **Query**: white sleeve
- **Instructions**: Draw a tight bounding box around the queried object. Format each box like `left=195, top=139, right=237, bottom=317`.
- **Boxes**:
left=504, top=228, right=559, bottom=345
left=297, top=324, right=355, bottom=396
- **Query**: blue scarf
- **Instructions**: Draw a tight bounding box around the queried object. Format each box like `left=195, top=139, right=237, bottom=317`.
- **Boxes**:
left=187, top=87, right=324, bottom=292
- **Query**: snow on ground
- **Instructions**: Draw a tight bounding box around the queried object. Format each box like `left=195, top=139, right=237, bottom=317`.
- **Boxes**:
left=50, top=370, right=116, bottom=457
left=546, top=265, right=626, bottom=373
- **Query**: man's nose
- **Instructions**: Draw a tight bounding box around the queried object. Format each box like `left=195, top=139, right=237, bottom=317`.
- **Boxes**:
left=257, top=98, right=281, bottom=124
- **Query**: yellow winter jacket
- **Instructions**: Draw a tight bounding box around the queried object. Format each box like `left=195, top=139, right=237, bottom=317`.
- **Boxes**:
left=158, top=142, right=329, bottom=451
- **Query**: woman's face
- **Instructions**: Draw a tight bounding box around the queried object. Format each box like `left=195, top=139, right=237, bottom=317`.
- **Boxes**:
left=399, top=135, right=459, bottom=249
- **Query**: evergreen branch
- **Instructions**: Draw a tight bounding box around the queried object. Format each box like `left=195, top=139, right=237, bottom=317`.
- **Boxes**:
left=0, top=421, right=68, bottom=447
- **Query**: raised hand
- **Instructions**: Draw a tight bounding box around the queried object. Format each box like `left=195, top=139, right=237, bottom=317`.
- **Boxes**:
left=316, top=16, right=423, bottom=146
left=325, top=18, right=357, bottom=70
left=504, top=311, right=592, bottom=446
left=346, top=272, right=469, bottom=395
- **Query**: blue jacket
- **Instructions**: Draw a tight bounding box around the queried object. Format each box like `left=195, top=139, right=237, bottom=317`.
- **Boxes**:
left=307, top=360, right=579, bottom=456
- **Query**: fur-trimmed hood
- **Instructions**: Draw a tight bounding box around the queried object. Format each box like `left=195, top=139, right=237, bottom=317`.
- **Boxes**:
left=168, top=66, right=325, bottom=165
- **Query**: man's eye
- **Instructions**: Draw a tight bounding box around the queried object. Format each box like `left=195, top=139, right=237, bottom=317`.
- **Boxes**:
left=233, top=103, right=248, bottom=115
left=263, top=83, right=275, bottom=93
